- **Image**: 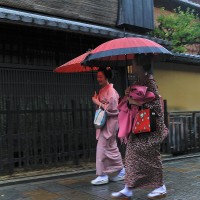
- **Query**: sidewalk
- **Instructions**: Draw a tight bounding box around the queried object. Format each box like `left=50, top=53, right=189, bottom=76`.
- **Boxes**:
left=0, top=156, right=200, bottom=200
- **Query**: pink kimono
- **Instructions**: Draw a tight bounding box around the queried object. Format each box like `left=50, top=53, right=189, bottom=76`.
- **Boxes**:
left=118, top=85, right=155, bottom=143
left=95, top=84, right=123, bottom=175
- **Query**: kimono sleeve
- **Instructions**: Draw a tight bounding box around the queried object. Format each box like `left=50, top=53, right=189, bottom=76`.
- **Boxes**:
left=144, top=78, right=163, bottom=117
left=101, top=87, right=119, bottom=116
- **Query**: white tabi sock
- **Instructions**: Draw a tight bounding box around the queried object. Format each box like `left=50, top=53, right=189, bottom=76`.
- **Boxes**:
left=120, top=185, right=133, bottom=197
left=99, top=175, right=108, bottom=180
left=152, top=185, right=167, bottom=193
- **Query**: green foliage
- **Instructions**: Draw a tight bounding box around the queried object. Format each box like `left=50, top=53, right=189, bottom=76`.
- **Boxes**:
left=150, top=7, right=200, bottom=53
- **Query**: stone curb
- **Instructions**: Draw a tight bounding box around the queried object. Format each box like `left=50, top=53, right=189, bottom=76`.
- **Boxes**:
left=162, top=152, right=200, bottom=162
left=0, top=153, right=200, bottom=187
left=0, top=169, right=96, bottom=187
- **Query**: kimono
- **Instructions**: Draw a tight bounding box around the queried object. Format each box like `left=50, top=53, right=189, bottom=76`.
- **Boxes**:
left=124, top=75, right=169, bottom=189
left=95, top=84, right=123, bottom=176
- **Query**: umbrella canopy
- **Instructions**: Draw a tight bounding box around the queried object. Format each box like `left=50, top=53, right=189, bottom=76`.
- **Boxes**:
left=54, top=52, right=98, bottom=73
left=82, top=37, right=172, bottom=67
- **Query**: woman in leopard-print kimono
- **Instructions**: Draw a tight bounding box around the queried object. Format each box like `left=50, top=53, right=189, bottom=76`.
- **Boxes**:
left=111, top=62, right=169, bottom=200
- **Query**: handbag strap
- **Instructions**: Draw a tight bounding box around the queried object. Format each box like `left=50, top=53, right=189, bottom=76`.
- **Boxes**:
left=139, top=105, right=145, bottom=110
left=99, top=103, right=107, bottom=111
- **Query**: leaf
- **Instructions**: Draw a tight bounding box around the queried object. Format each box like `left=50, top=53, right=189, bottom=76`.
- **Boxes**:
left=149, top=7, right=200, bottom=53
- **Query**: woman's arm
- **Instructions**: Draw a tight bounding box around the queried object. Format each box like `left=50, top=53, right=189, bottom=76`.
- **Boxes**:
left=92, top=93, right=107, bottom=110
left=92, top=91, right=102, bottom=107
left=144, top=78, right=163, bottom=116
left=92, top=96, right=102, bottom=107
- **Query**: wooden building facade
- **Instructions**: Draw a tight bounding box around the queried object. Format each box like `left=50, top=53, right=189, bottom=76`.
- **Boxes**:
left=0, top=0, right=199, bottom=174
left=0, top=0, right=159, bottom=174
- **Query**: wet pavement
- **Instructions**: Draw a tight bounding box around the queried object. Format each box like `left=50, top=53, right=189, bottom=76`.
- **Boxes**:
left=0, top=157, right=200, bottom=200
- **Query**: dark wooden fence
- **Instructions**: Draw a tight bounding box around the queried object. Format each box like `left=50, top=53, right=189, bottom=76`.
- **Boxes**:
left=0, top=69, right=199, bottom=175
left=165, top=112, right=200, bottom=155
left=0, top=71, right=93, bottom=175
left=0, top=23, right=127, bottom=175
left=0, top=89, right=200, bottom=175
left=0, top=67, right=125, bottom=175
left=0, top=68, right=199, bottom=175
left=0, top=98, right=96, bottom=175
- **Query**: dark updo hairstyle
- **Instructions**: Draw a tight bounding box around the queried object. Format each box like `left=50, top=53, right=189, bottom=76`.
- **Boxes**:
left=98, top=67, right=113, bottom=80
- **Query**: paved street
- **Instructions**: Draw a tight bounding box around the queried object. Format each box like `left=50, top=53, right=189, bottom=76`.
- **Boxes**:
left=0, top=157, right=200, bottom=200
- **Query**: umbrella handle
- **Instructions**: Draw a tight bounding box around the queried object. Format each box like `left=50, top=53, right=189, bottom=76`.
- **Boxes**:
left=125, top=54, right=129, bottom=87
left=92, top=67, right=96, bottom=91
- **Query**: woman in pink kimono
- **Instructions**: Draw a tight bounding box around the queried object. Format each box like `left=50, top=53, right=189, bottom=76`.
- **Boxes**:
left=91, top=68, right=125, bottom=185
left=111, top=63, right=169, bottom=199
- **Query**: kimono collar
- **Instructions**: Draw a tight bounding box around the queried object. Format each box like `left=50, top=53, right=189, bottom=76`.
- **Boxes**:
left=101, top=83, right=113, bottom=90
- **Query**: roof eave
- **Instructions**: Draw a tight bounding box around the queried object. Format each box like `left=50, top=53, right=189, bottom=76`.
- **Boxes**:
left=167, top=53, right=200, bottom=65
left=0, top=6, right=170, bottom=47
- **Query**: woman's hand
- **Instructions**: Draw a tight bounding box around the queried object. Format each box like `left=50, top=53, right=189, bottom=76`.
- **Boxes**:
left=93, top=91, right=97, bottom=98
left=127, top=97, right=142, bottom=106
left=92, top=91, right=101, bottom=106
left=92, top=97, right=100, bottom=106
left=125, top=87, right=130, bottom=96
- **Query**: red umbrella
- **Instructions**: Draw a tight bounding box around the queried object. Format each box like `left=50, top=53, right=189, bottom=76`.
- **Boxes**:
left=82, top=37, right=172, bottom=67
left=54, top=52, right=99, bottom=91
left=54, top=52, right=98, bottom=73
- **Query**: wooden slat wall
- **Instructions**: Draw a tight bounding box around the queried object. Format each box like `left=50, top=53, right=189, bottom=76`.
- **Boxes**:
left=0, top=0, right=118, bottom=27
left=0, top=24, right=126, bottom=174
left=168, top=112, right=200, bottom=155
left=0, top=23, right=108, bottom=70
left=117, top=0, right=154, bottom=31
